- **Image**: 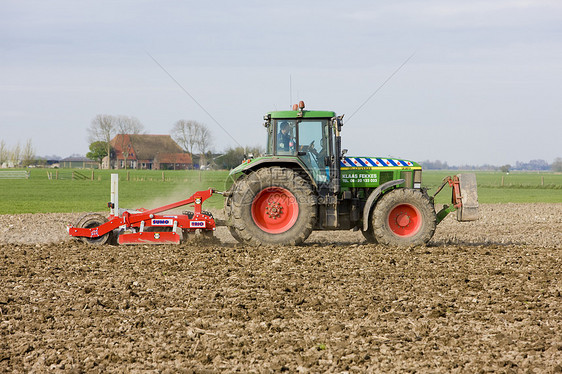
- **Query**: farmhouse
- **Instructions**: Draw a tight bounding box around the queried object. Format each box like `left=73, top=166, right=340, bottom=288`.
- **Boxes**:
left=104, top=134, right=192, bottom=170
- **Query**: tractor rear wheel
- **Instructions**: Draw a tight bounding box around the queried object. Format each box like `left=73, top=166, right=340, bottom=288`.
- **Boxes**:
left=228, top=167, right=316, bottom=245
left=74, top=213, right=112, bottom=245
left=372, top=188, right=436, bottom=247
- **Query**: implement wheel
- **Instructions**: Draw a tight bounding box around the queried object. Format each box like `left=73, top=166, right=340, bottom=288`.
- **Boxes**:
left=74, top=213, right=112, bottom=245
left=373, top=189, right=436, bottom=247
left=229, top=167, right=316, bottom=245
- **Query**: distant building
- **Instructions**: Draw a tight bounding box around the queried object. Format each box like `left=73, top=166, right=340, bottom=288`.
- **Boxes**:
left=60, top=156, right=98, bottom=169
left=103, top=134, right=192, bottom=170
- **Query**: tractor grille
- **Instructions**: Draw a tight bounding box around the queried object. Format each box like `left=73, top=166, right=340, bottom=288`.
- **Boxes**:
left=402, top=171, right=412, bottom=187
left=380, top=171, right=394, bottom=184
left=413, top=170, right=422, bottom=189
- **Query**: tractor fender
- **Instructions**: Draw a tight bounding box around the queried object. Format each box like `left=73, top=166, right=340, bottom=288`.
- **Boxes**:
left=362, top=179, right=405, bottom=231
left=232, top=157, right=318, bottom=189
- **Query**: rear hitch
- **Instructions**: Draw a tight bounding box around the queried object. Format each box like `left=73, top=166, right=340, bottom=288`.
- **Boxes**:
left=434, top=173, right=479, bottom=224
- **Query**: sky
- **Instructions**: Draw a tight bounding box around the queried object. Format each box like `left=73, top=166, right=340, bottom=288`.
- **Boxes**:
left=1, top=0, right=561, bottom=166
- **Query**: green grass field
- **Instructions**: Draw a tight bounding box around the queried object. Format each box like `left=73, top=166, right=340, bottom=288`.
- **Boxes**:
left=0, top=169, right=560, bottom=214
left=423, top=170, right=562, bottom=205
left=0, top=169, right=230, bottom=214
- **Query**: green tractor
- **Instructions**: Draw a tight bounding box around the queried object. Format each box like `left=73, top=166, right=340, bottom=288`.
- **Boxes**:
left=224, top=101, right=478, bottom=246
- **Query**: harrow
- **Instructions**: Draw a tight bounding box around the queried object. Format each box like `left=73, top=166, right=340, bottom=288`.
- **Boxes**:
left=68, top=175, right=218, bottom=245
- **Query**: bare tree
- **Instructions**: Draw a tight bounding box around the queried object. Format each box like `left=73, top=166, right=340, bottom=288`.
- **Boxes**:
left=0, top=140, right=8, bottom=166
left=116, top=115, right=144, bottom=135
left=196, top=124, right=212, bottom=168
left=88, top=115, right=116, bottom=169
left=21, top=139, right=35, bottom=167
left=10, top=142, right=21, bottom=166
left=171, top=120, right=202, bottom=158
left=115, top=115, right=145, bottom=169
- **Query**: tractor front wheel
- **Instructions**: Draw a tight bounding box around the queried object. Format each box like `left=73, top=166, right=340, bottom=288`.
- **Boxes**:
left=361, top=219, right=377, bottom=244
left=228, top=167, right=316, bottom=245
left=74, top=213, right=112, bottom=245
left=372, top=188, right=436, bottom=247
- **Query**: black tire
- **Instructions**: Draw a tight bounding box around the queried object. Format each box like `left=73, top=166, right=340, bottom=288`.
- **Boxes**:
left=225, top=196, right=244, bottom=243
left=74, top=213, right=112, bottom=245
left=372, top=188, right=436, bottom=247
left=361, top=203, right=378, bottom=243
left=361, top=224, right=377, bottom=244
left=224, top=193, right=245, bottom=243
left=228, top=226, right=244, bottom=243
left=228, top=167, right=316, bottom=245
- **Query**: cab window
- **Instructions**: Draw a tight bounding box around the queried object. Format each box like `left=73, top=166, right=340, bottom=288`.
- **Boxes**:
left=275, top=120, right=297, bottom=155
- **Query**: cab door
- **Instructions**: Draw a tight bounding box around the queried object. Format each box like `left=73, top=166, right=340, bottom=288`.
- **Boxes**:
left=297, top=120, right=330, bottom=187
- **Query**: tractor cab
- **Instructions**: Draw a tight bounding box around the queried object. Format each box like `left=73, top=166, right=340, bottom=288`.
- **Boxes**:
left=264, top=101, right=340, bottom=189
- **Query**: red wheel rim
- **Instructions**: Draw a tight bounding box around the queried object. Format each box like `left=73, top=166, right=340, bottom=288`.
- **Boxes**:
left=387, top=203, right=421, bottom=237
left=251, top=187, right=299, bottom=234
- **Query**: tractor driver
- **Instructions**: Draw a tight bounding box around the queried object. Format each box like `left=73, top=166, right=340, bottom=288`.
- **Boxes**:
left=277, top=121, right=294, bottom=153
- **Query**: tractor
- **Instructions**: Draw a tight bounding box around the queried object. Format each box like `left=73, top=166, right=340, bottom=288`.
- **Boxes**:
left=223, top=101, right=478, bottom=246
left=68, top=101, right=478, bottom=247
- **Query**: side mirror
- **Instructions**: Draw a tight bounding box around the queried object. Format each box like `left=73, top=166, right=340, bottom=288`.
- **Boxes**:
left=336, top=115, right=344, bottom=131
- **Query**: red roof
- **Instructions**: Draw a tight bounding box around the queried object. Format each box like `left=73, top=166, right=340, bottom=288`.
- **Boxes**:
left=155, top=153, right=192, bottom=164
left=110, top=134, right=191, bottom=163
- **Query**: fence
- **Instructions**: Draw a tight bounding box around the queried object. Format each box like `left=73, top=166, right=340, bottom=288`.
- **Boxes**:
left=0, top=170, right=29, bottom=179
left=43, top=170, right=191, bottom=182
left=47, top=170, right=95, bottom=180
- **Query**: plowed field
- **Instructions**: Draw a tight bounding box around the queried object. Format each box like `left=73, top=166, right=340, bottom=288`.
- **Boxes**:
left=1, top=204, right=561, bottom=372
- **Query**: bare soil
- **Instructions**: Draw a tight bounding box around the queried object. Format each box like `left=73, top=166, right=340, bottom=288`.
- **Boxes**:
left=1, top=204, right=561, bottom=372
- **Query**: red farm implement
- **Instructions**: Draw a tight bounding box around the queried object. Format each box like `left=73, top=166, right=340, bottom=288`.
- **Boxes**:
left=67, top=175, right=218, bottom=245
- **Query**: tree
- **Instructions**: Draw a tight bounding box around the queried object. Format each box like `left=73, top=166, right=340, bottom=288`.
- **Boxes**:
left=500, top=164, right=511, bottom=173
left=88, top=114, right=145, bottom=169
left=0, top=140, right=8, bottom=166
left=88, top=115, right=116, bottom=169
left=21, top=139, right=35, bottom=167
left=116, top=115, right=144, bottom=136
left=217, top=145, right=264, bottom=169
left=552, top=157, right=562, bottom=173
left=171, top=120, right=213, bottom=169
left=87, top=141, right=110, bottom=167
left=514, top=159, right=550, bottom=171
left=171, top=120, right=200, bottom=157
left=10, top=142, right=21, bottom=166
left=115, top=115, right=144, bottom=169
left=196, top=124, right=212, bottom=168
left=419, top=160, right=449, bottom=170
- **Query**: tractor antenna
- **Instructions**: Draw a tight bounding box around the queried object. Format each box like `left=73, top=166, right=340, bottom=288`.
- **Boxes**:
left=146, top=51, right=243, bottom=147
left=289, top=74, right=293, bottom=108
left=347, top=52, right=416, bottom=122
